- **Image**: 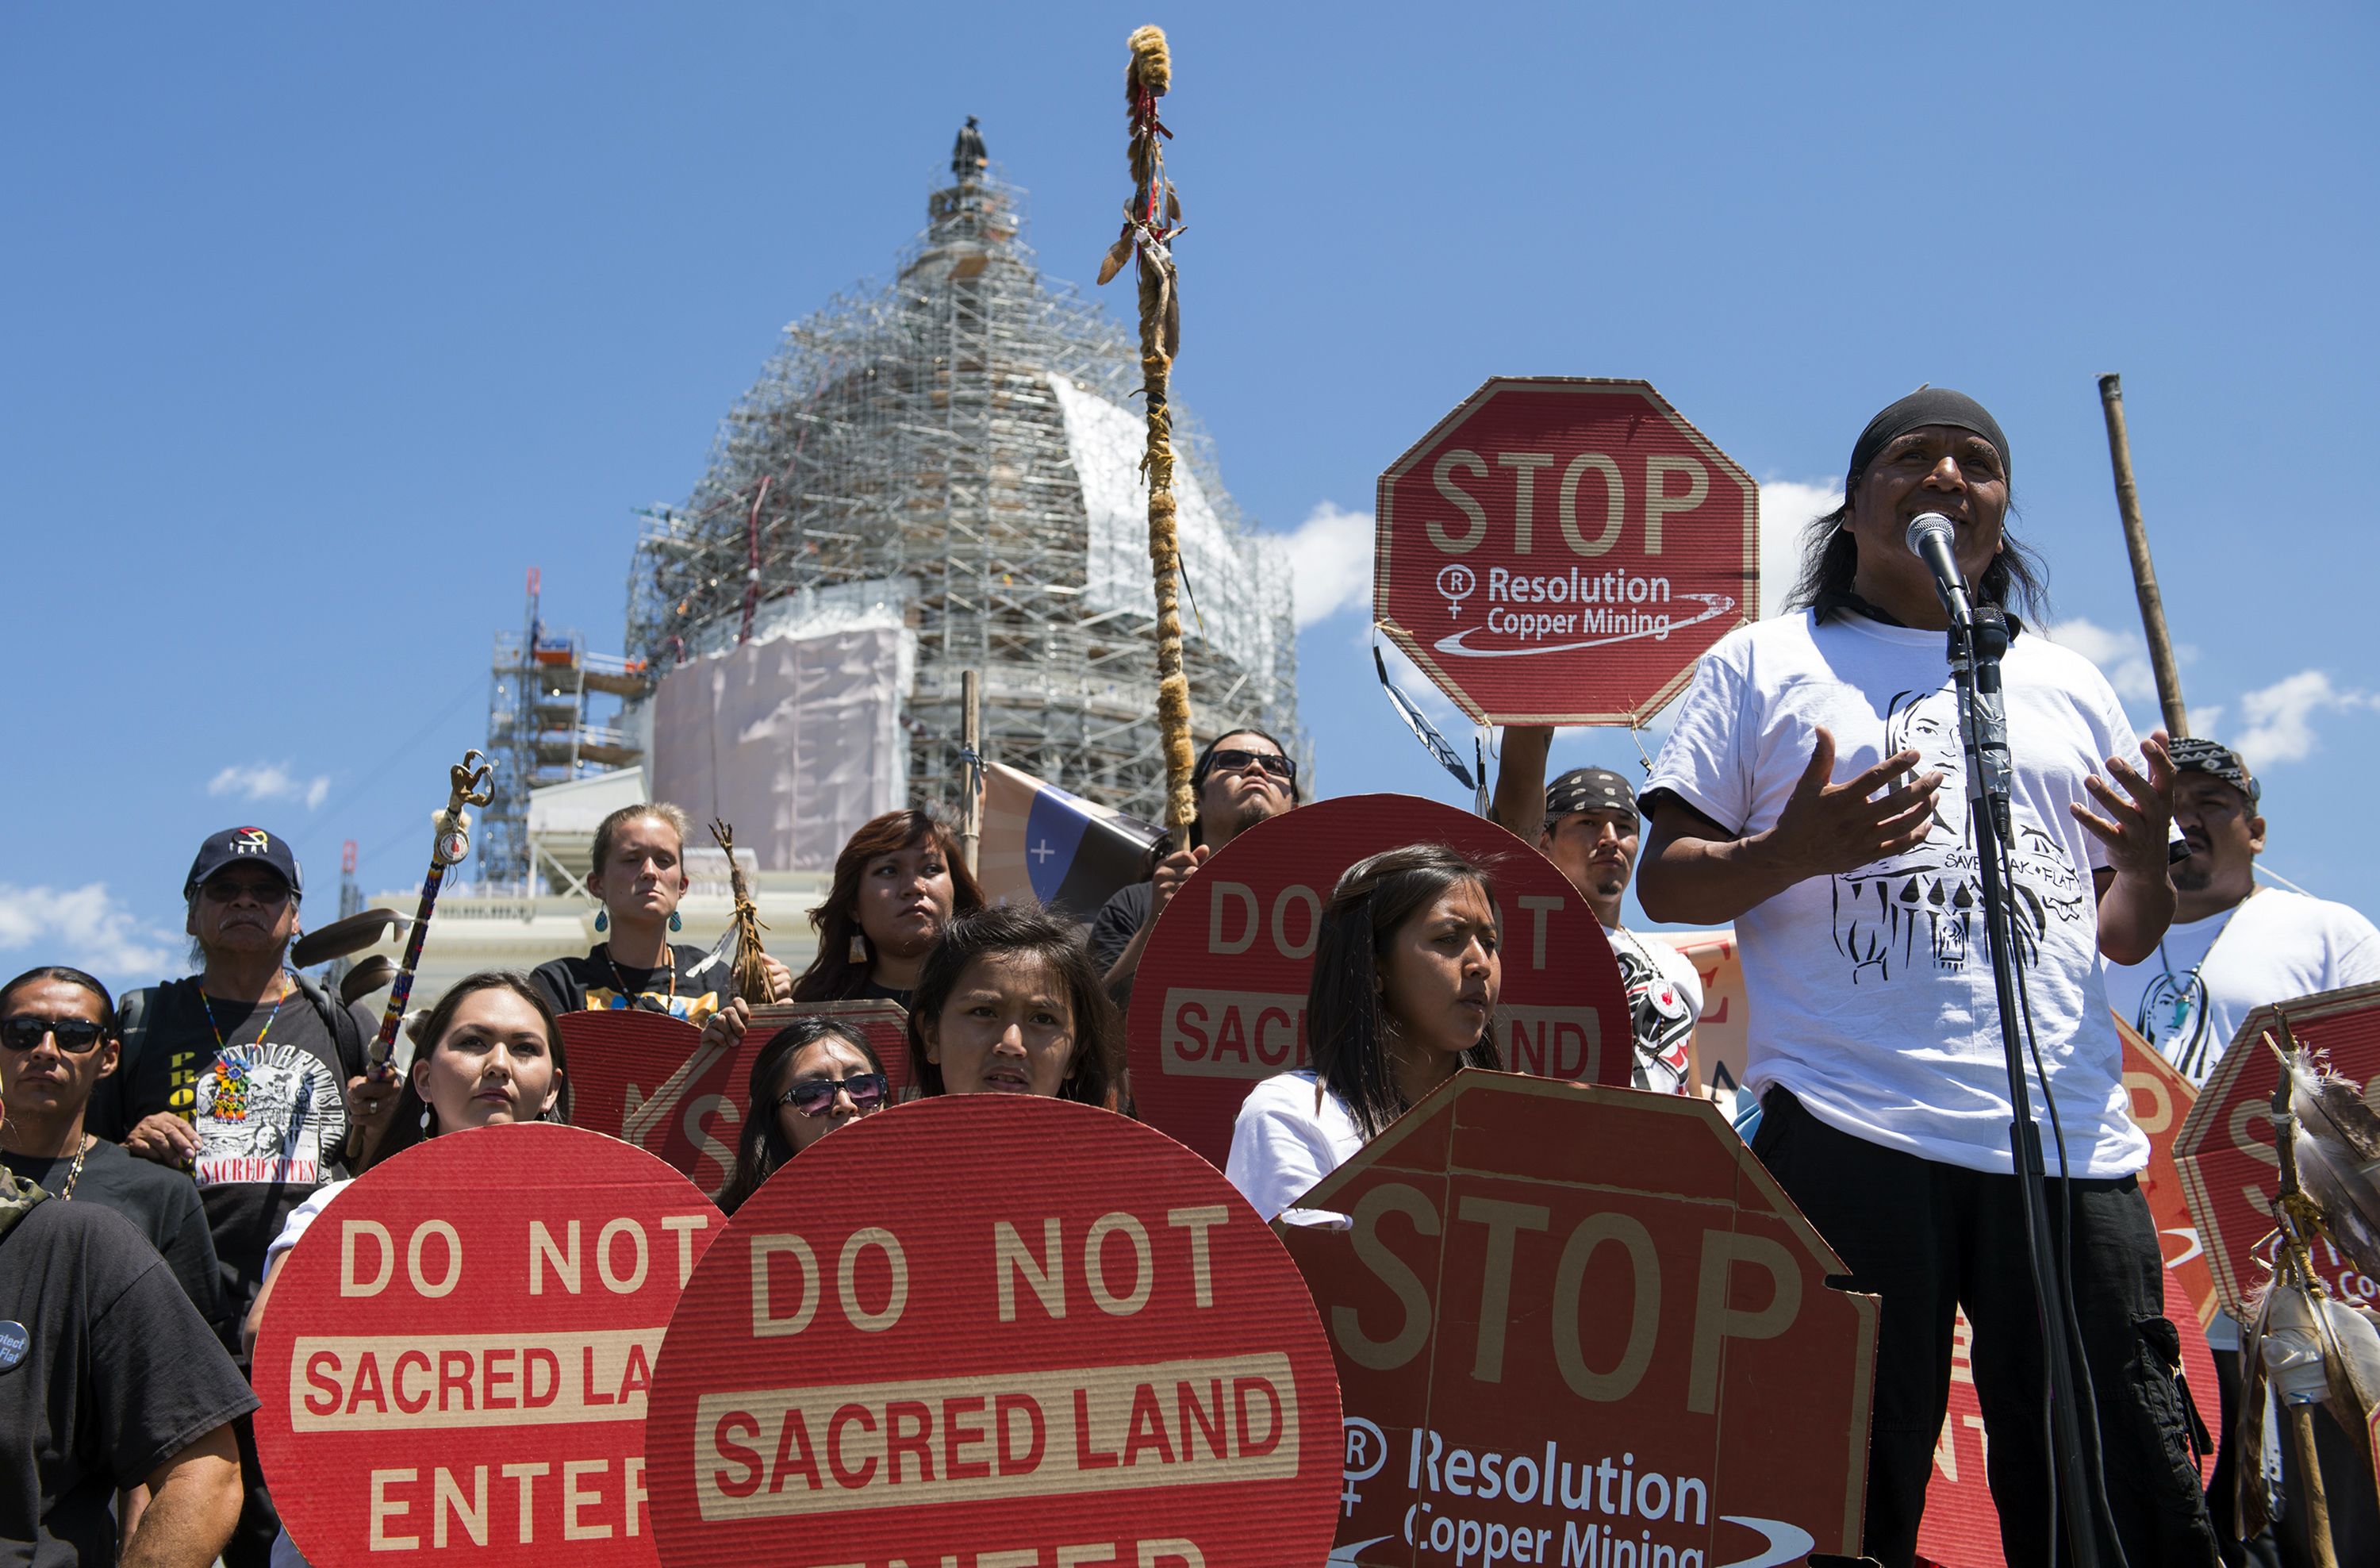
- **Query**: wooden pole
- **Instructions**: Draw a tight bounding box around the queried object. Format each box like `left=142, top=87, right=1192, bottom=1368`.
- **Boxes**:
left=959, top=669, right=982, bottom=878
left=1102, top=25, right=1196, bottom=837
left=2097, top=374, right=2191, bottom=737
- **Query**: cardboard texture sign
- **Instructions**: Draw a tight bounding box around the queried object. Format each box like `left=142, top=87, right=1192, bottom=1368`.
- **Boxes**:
left=252, top=1121, right=724, bottom=1565
left=1660, top=930, right=1743, bottom=1097
left=563, top=1001, right=910, bottom=1195
left=1126, top=794, right=1633, bottom=1170
left=1374, top=377, right=1756, bottom=727
left=645, top=1095, right=1343, bottom=1566
left=2175, top=980, right=2380, bottom=1320
left=2118, top=1017, right=2221, bottom=1332
left=1280, top=1070, right=1877, bottom=1568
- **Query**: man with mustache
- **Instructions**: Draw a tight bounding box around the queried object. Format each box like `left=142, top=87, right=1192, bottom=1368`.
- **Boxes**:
left=2102, top=737, right=2380, bottom=1566
left=86, top=826, right=368, bottom=1568
left=1491, top=733, right=1702, bottom=1091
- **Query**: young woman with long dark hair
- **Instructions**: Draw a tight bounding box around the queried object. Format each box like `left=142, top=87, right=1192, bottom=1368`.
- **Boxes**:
left=1225, top=844, right=1503, bottom=1220
left=713, top=1017, right=892, bottom=1215
left=906, top=904, right=1121, bottom=1108
left=790, top=810, right=985, bottom=1010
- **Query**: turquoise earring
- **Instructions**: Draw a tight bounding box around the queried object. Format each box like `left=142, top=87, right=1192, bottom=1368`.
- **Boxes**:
left=593, top=908, right=608, bottom=933
left=669, top=910, right=683, bottom=933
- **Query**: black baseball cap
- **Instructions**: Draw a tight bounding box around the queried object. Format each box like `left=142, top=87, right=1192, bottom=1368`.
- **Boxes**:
left=2169, top=738, right=2261, bottom=805
left=184, top=826, right=304, bottom=900
left=1545, top=767, right=1639, bottom=834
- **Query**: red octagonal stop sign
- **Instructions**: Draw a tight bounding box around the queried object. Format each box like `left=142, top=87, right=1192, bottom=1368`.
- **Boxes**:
left=1376, top=377, right=1757, bottom=726
left=645, top=1095, right=1343, bottom=1566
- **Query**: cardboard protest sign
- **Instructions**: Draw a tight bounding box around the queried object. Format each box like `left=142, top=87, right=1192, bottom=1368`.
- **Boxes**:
left=1375, top=377, right=1756, bottom=726
left=2175, top=981, right=2380, bottom=1320
left=645, top=1095, right=1343, bottom=1566
left=1281, top=1070, right=1877, bottom=1568
left=2120, top=1016, right=2220, bottom=1332
left=1127, top=793, right=1631, bottom=1170
left=1656, top=929, right=1743, bottom=1097
left=1914, top=1269, right=2220, bottom=1567
left=562, top=1001, right=910, bottom=1195
left=252, top=1122, right=723, bottom=1565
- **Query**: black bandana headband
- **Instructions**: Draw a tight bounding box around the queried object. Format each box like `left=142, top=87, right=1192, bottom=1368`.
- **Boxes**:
left=1846, top=386, right=2012, bottom=490
left=2168, top=736, right=2261, bottom=804
left=1545, top=767, right=1638, bottom=834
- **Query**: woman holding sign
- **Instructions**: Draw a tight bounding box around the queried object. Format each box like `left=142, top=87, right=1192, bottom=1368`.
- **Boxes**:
left=906, top=904, right=1122, bottom=1106
left=529, top=802, right=790, bottom=1023
left=790, top=809, right=985, bottom=1009
left=713, top=1017, right=893, bottom=1214
left=1226, top=845, right=1504, bottom=1222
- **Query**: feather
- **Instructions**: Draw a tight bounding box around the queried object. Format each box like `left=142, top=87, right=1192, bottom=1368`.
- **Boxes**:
left=1165, top=181, right=1181, bottom=223
left=1096, top=235, right=1133, bottom=286
left=2287, top=1047, right=2380, bottom=1282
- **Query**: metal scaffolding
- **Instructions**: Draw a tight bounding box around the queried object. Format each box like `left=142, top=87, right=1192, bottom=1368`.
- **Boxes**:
left=623, top=137, right=1303, bottom=827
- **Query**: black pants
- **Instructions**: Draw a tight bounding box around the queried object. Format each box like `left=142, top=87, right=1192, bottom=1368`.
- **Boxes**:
left=1753, top=1089, right=2221, bottom=1568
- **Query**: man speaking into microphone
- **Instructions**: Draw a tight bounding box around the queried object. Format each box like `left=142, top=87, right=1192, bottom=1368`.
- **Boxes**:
left=1637, top=388, right=2213, bottom=1567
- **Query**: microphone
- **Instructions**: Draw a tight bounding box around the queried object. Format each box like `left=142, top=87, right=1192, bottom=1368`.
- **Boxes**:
left=1905, top=512, right=1974, bottom=626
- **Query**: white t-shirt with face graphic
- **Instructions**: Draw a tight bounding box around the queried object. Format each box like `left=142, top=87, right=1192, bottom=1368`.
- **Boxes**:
left=1646, top=609, right=2147, bottom=1177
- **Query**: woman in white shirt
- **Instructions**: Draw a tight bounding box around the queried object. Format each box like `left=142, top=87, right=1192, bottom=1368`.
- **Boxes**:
left=243, top=971, right=570, bottom=1568
left=1226, top=844, right=1503, bottom=1220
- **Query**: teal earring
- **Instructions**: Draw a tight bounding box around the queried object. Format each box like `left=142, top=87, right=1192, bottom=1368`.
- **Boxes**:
left=593, top=908, right=608, bottom=933
left=669, top=910, right=683, bottom=933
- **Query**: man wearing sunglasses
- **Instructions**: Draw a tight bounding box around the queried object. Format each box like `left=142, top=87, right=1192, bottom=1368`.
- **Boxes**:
left=84, top=825, right=370, bottom=1568
left=1089, top=728, right=1303, bottom=1010
left=0, top=965, right=230, bottom=1340
left=1, top=1055, right=255, bottom=1568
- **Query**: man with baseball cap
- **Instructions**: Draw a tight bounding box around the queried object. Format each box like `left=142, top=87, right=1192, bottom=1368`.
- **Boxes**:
left=86, top=825, right=370, bottom=1568
left=1492, top=727, right=1702, bottom=1092
left=2102, top=738, right=2380, bottom=1565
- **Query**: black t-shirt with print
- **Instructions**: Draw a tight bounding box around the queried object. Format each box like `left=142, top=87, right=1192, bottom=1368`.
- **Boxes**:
left=0, top=1194, right=259, bottom=1568
left=2, top=1139, right=232, bottom=1347
left=529, top=943, right=732, bottom=1024
left=86, top=978, right=360, bottom=1336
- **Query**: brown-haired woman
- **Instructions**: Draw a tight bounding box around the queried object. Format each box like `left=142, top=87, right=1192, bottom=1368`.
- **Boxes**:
left=906, top=904, right=1120, bottom=1108
left=528, top=801, right=789, bottom=1024
left=790, top=809, right=985, bottom=1011
left=1226, top=844, right=1503, bottom=1220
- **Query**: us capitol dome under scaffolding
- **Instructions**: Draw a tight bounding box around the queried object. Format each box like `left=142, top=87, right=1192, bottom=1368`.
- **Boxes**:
left=371, top=125, right=1307, bottom=993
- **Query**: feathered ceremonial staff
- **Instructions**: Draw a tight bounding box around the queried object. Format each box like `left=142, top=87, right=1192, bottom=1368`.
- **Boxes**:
left=1097, top=24, right=1196, bottom=838
left=367, top=751, right=495, bottom=1077
left=708, top=817, right=775, bottom=1005
left=2232, top=1025, right=2380, bottom=1562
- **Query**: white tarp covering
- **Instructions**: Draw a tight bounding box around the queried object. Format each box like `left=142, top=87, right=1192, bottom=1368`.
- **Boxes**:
left=525, top=767, right=648, bottom=836
left=1049, top=375, right=1288, bottom=698
left=650, top=620, right=909, bottom=871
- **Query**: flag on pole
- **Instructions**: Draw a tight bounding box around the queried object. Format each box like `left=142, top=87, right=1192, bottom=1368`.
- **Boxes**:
left=977, top=761, right=1165, bottom=921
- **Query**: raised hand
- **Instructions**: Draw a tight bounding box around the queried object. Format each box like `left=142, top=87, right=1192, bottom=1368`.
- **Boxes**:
left=1764, top=726, right=1943, bottom=879
left=2074, top=729, right=2176, bottom=879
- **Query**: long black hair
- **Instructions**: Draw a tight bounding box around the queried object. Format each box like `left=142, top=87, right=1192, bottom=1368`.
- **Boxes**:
left=715, top=1017, right=886, bottom=1215
left=1306, top=844, right=1503, bottom=1139
left=366, top=971, right=571, bottom=1172
left=791, top=809, right=986, bottom=1001
left=906, top=903, right=1122, bottom=1107
left=1786, top=481, right=2050, bottom=623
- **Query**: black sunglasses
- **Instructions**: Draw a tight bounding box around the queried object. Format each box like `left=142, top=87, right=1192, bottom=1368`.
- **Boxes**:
left=1, top=1016, right=107, bottom=1053
left=779, top=1073, right=890, bottom=1117
left=1207, top=747, right=1296, bottom=782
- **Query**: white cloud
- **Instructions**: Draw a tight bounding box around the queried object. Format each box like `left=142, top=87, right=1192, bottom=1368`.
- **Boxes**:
left=209, top=761, right=330, bottom=811
left=1281, top=502, right=1375, bottom=628
left=2225, top=670, right=2378, bottom=769
left=1755, top=478, right=1842, bottom=617
left=0, top=883, right=178, bottom=984
left=2044, top=617, right=2162, bottom=705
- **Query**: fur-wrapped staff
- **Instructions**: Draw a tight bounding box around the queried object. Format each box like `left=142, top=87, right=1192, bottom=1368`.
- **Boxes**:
left=1098, top=24, right=1196, bottom=837
left=2233, top=1025, right=2380, bottom=1565
left=365, top=750, right=496, bottom=1078
left=709, top=817, right=775, bottom=1005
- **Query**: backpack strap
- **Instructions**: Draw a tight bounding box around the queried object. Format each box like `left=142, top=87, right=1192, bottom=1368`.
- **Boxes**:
left=292, top=970, right=366, bottom=1080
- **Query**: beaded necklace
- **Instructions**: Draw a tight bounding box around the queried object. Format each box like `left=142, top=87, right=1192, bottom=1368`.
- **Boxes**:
left=604, top=945, right=678, bottom=1015
left=58, top=1134, right=90, bottom=1201
left=200, top=973, right=294, bottom=1059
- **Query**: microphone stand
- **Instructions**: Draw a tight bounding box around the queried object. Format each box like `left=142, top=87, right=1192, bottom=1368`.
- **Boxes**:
left=1940, top=591, right=2109, bottom=1568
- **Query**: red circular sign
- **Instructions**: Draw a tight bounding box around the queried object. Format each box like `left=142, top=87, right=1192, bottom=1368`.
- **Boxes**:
left=644, top=1096, right=1342, bottom=1566
left=1376, top=377, right=1756, bottom=726
left=1127, top=794, right=1633, bottom=1170
left=253, top=1122, right=724, bottom=1566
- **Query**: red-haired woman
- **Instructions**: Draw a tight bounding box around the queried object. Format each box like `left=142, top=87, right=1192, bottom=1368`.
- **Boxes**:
left=788, top=809, right=985, bottom=1012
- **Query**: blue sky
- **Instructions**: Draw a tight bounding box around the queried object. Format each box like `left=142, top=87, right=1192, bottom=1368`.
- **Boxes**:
left=6, top=3, right=2375, bottom=989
